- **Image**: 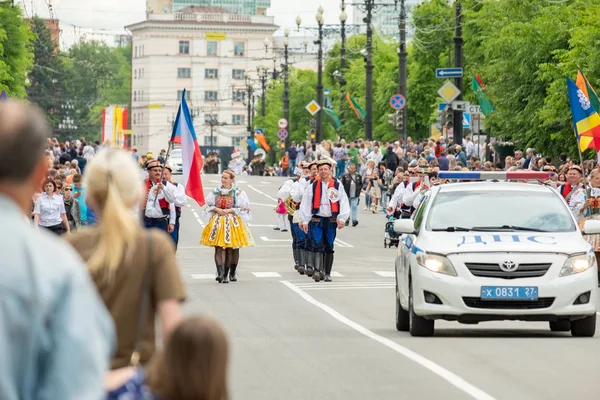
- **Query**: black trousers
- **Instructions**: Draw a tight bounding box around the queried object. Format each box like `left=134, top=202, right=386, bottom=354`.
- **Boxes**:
left=43, top=223, right=66, bottom=235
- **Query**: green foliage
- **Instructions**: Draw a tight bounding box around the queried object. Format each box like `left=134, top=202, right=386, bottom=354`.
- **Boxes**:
left=0, top=4, right=35, bottom=97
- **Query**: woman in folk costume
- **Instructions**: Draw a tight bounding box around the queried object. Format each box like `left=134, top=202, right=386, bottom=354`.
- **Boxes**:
left=201, top=169, right=253, bottom=283
left=569, top=168, right=600, bottom=282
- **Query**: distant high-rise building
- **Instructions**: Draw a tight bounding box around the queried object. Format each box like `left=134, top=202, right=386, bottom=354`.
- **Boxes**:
left=352, top=0, right=419, bottom=39
left=170, top=0, right=271, bottom=15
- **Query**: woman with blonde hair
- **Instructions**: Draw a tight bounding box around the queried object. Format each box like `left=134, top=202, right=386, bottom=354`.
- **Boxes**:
left=201, top=169, right=253, bottom=283
left=106, top=316, right=230, bottom=400
left=67, top=148, right=186, bottom=369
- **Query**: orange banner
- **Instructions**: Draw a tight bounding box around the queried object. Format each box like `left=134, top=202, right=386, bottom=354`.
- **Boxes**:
left=255, top=133, right=270, bottom=152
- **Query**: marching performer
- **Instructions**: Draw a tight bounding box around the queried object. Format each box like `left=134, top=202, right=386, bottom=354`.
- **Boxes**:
left=201, top=169, right=252, bottom=283
left=228, top=149, right=246, bottom=176
left=142, top=159, right=178, bottom=233
left=291, top=161, right=317, bottom=276
left=299, top=159, right=350, bottom=282
left=163, top=164, right=187, bottom=248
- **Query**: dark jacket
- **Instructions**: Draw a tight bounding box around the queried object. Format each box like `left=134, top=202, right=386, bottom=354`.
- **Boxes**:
left=382, top=148, right=399, bottom=172
left=341, top=172, right=363, bottom=198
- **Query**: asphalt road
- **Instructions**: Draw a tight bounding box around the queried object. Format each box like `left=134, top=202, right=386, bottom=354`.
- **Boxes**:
left=174, top=174, right=600, bottom=400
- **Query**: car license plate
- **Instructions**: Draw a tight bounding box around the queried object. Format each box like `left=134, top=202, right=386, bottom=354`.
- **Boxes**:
left=481, top=286, right=538, bottom=300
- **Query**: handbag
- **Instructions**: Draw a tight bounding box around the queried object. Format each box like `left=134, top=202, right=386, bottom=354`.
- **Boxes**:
left=130, top=233, right=154, bottom=367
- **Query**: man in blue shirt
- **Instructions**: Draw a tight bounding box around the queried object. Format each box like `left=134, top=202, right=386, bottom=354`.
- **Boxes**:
left=72, top=173, right=89, bottom=225
left=0, top=100, right=114, bottom=400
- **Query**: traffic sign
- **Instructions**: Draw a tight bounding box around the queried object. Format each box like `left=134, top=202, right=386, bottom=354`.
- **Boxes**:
left=436, top=68, right=463, bottom=78
left=390, top=94, right=406, bottom=110
left=468, top=105, right=481, bottom=114
left=278, top=118, right=288, bottom=129
left=324, top=89, right=330, bottom=96
left=438, top=103, right=450, bottom=111
left=438, top=80, right=461, bottom=103
left=463, top=113, right=471, bottom=129
left=277, top=128, right=288, bottom=140
left=306, top=100, right=321, bottom=116
left=256, top=128, right=264, bottom=134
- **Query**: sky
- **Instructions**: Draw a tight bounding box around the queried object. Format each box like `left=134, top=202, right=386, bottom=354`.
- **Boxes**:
left=17, top=0, right=360, bottom=48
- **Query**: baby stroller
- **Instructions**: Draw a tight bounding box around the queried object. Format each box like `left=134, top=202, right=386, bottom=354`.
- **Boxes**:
left=384, top=215, right=401, bottom=248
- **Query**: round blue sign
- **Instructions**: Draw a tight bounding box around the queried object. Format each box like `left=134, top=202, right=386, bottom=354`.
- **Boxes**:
left=278, top=128, right=288, bottom=140
left=390, top=94, right=406, bottom=110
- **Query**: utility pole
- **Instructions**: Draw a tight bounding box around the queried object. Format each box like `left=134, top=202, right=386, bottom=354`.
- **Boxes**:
left=453, top=1, right=464, bottom=147
left=364, top=0, right=374, bottom=141
left=397, top=0, right=407, bottom=142
left=246, top=83, right=254, bottom=160
left=316, top=9, right=325, bottom=143
left=339, top=1, right=348, bottom=127
left=260, top=72, right=267, bottom=116
left=283, top=30, right=291, bottom=149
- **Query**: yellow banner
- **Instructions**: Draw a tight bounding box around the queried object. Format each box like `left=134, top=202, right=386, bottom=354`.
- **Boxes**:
left=148, top=104, right=163, bottom=109
left=206, top=32, right=226, bottom=41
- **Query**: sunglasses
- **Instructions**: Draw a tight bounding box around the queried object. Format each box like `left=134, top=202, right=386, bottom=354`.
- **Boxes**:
left=63, top=188, right=73, bottom=191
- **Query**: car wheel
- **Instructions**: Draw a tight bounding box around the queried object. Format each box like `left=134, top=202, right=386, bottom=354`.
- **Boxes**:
left=549, top=320, right=571, bottom=332
left=571, top=314, right=596, bottom=337
left=408, top=278, right=434, bottom=337
left=395, top=282, right=409, bottom=332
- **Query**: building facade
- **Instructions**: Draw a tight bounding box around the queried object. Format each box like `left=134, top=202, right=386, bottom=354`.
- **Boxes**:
left=352, top=0, right=419, bottom=39
left=127, top=6, right=277, bottom=155
left=172, top=0, right=270, bottom=15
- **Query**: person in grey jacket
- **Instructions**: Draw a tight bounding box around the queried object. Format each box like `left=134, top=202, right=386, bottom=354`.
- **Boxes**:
left=62, top=183, right=81, bottom=231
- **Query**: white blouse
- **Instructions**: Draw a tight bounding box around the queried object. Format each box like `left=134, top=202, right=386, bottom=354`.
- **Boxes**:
left=34, top=193, right=65, bottom=227
left=569, top=186, right=600, bottom=220
left=205, top=186, right=252, bottom=222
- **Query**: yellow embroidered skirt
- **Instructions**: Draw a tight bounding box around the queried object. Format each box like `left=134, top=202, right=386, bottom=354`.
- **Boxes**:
left=200, top=214, right=253, bottom=248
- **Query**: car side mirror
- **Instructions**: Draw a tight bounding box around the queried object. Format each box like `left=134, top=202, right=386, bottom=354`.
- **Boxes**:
left=394, top=219, right=415, bottom=235
left=582, top=219, right=600, bottom=235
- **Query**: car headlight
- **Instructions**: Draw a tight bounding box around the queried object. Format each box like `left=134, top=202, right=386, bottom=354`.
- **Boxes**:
left=559, top=252, right=596, bottom=277
left=415, top=251, right=457, bottom=276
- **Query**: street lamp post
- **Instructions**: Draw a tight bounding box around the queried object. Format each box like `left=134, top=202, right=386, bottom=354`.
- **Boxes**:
left=397, top=0, right=407, bottom=142
left=246, top=80, right=254, bottom=160
left=257, top=64, right=268, bottom=117
left=283, top=28, right=291, bottom=149
left=364, top=0, right=374, bottom=141
left=316, top=7, right=325, bottom=143
left=339, top=2, right=348, bottom=126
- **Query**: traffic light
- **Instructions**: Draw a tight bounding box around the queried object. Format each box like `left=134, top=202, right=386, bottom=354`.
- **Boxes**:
left=387, top=113, right=397, bottom=127
left=280, top=142, right=285, bottom=149
left=444, top=106, right=454, bottom=131
left=395, top=111, right=403, bottom=131
left=309, top=129, right=316, bottom=143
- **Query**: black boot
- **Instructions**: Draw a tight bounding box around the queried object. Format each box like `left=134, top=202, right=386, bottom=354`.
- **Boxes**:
left=216, top=266, right=224, bottom=283
left=222, top=267, right=230, bottom=283
left=352, top=220, right=358, bottom=227
left=313, top=253, right=324, bottom=282
left=230, top=265, right=238, bottom=282
left=324, top=253, right=334, bottom=282
left=293, top=248, right=300, bottom=270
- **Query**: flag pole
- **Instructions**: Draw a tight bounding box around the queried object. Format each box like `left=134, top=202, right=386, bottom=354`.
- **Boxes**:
left=153, top=141, right=174, bottom=207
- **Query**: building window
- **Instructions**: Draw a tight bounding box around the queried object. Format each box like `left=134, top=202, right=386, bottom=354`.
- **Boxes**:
left=204, top=136, right=217, bottom=146
left=133, top=135, right=137, bottom=145
left=232, top=137, right=242, bottom=147
left=207, top=41, right=217, bottom=56
left=134, top=69, right=138, bottom=79
left=177, top=67, right=191, bottom=78
left=177, top=90, right=191, bottom=101
left=205, top=69, right=218, bottom=79
left=232, top=115, right=245, bottom=125
left=133, top=91, right=137, bottom=101
left=232, top=89, right=245, bottom=102
left=179, top=40, right=190, bottom=54
left=134, top=46, right=138, bottom=58
left=232, top=69, right=245, bottom=80
left=204, top=114, right=218, bottom=124
left=234, top=42, right=245, bottom=56
left=204, top=91, right=218, bottom=101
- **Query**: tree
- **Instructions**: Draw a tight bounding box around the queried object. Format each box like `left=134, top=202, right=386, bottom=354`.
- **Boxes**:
left=26, top=16, right=64, bottom=128
left=0, top=3, right=34, bottom=97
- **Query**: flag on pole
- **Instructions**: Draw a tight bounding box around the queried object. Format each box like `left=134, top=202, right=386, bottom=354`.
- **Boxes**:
left=567, top=77, right=600, bottom=152
left=345, top=93, right=367, bottom=121
left=170, top=89, right=205, bottom=206
left=246, top=138, right=257, bottom=151
left=323, top=108, right=342, bottom=129
left=0, top=90, right=7, bottom=100
left=576, top=68, right=600, bottom=113
left=471, top=76, right=495, bottom=116
left=255, top=133, right=270, bottom=152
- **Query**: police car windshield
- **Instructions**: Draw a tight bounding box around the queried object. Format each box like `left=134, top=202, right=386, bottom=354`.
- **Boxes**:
left=427, top=191, right=576, bottom=233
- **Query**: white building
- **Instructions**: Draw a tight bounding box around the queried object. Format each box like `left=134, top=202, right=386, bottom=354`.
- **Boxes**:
left=127, top=5, right=277, bottom=155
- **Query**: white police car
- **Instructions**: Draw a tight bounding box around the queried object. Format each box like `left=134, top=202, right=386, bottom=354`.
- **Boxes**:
left=393, top=171, right=600, bottom=337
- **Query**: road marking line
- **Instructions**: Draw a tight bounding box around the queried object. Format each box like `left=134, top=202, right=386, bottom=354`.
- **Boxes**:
left=191, top=274, right=215, bottom=280
left=330, top=271, right=344, bottom=277
left=260, top=236, right=292, bottom=242
left=260, top=181, right=271, bottom=184
left=253, top=272, right=282, bottom=278
left=192, top=212, right=200, bottom=219
left=334, top=239, right=347, bottom=248
left=300, top=286, right=395, bottom=291
left=295, top=282, right=394, bottom=288
left=334, top=238, right=354, bottom=248
left=374, top=271, right=395, bottom=277
left=249, top=223, right=277, bottom=227
left=250, top=202, right=278, bottom=208
left=248, top=185, right=278, bottom=202
left=281, top=281, right=496, bottom=400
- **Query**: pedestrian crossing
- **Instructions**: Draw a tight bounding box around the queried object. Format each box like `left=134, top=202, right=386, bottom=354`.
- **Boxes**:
left=190, top=271, right=394, bottom=281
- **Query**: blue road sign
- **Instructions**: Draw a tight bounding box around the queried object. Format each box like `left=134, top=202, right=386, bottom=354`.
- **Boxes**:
left=256, top=128, right=264, bottom=134
left=390, top=94, right=406, bottom=110
left=438, top=103, right=450, bottom=111
left=463, top=113, right=471, bottom=129
left=278, top=128, right=288, bottom=140
left=436, top=68, right=464, bottom=79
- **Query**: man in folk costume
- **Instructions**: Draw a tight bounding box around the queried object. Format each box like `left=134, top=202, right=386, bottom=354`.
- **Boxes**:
left=299, top=159, right=350, bottom=282
left=291, top=161, right=318, bottom=276
left=277, top=161, right=305, bottom=271
left=558, top=165, right=585, bottom=214
left=163, top=164, right=187, bottom=249
left=142, top=159, right=178, bottom=233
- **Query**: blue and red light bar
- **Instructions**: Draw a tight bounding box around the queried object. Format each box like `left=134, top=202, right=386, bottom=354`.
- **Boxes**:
left=438, top=171, right=553, bottom=180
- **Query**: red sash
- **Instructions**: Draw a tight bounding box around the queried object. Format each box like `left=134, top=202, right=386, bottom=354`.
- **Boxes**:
left=312, top=179, right=340, bottom=217
left=144, top=179, right=170, bottom=216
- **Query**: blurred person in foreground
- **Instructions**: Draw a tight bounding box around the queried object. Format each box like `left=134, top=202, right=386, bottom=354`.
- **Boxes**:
left=0, top=100, right=114, bottom=399
left=106, top=316, right=230, bottom=400
left=67, top=148, right=186, bottom=369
